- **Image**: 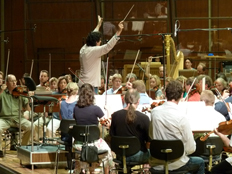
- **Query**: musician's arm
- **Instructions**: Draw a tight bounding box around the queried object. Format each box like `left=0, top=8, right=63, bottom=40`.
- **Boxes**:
left=214, top=128, right=231, bottom=148
left=145, top=56, right=152, bottom=78
left=93, top=15, right=103, bottom=32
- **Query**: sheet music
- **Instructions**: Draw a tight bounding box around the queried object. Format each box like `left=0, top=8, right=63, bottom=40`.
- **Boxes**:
left=178, top=101, right=213, bottom=132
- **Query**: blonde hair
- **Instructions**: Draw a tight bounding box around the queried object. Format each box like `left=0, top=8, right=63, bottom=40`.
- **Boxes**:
left=67, top=82, right=79, bottom=96
left=150, top=75, right=161, bottom=87
left=112, top=73, right=122, bottom=82
left=49, top=77, right=58, bottom=85
left=132, top=80, right=146, bottom=93
left=200, top=90, right=215, bottom=106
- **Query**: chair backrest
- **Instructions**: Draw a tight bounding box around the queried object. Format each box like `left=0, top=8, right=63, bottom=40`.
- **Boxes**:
left=59, top=119, right=76, bottom=134
left=111, top=136, right=141, bottom=157
left=150, top=139, right=184, bottom=161
left=194, top=136, right=224, bottom=156
left=69, top=125, right=100, bottom=143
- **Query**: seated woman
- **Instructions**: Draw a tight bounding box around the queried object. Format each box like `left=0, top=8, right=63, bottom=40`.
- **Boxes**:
left=59, top=82, right=78, bottom=171
left=73, top=83, right=113, bottom=173
left=110, top=89, right=150, bottom=163
left=185, top=58, right=195, bottom=70
left=149, top=75, right=163, bottom=99
left=214, top=77, right=229, bottom=99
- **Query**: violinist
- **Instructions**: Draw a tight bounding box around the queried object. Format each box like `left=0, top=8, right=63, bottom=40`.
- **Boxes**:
left=214, top=77, right=229, bottom=99
left=34, top=76, right=68, bottom=142
left=59, top=82, right=78, bottom=170
left=211, top=131, right=232, bottom=173
left=126, top=73, right=137, bottom=83
left=150, top=80, right=205, bottom=173
left=98, top=75, right=105, bottom=95
left=197, top=75, right=213, bottom=93
left=49, top=77, right=58, bottom=92
left=110, top=89, right=150, bottom=164
left=37, top=70, right=49, bottom=87
left=176, top=75, right=187, bottom=97
left=103, top=73, right=123, bottom=94
left=65, top=74, right=73, bottom=83
left=0, top=74, right=34, bottom=156
left=193, top=90, right=225, bottom=140
left=149, top=75, right=163, bottom=99
left=185, top=76, right=200, bottom=101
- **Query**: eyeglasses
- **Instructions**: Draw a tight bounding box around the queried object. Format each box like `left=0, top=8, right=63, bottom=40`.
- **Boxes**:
left=8, top=80, right=17, bottom=83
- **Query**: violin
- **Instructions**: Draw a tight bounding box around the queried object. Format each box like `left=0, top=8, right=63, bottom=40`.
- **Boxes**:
left=116, top=86, right=127, bottom=95
left=42, top=81, right=49, bottom=87
left=200, top=119, right=232, bottom=141
left=187, top=88, right=198, bottom=99
left=98, top=88, right=105, bottom=95
left=99, top=118, right=111, bottom=126
left=141, top=101, right=165, bottom=112
left=58, top=88, right=68, bottom=101
left=12, top=86, right=28, bottom=97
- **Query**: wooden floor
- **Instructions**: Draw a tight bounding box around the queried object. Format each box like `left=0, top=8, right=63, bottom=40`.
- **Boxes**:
left=0, top=149, right=69, bottom=174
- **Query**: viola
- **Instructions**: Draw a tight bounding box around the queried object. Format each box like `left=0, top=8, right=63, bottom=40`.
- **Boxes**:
left=200, top=119, right=232, bottom=141
left=42, top=81, right=49, bottom=87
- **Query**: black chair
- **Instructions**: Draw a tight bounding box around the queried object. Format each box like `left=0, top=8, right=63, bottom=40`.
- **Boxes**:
left=194, top=136, right=224, bottom=172
left=149, top=139, right=188, bottom=174
left=54, top=119, right=76, bottom=174
left=110, top=136, right=147, bottom=174
left=3, top=127, right=20, bottom=154
left=69, top=125, right=108, bottom=173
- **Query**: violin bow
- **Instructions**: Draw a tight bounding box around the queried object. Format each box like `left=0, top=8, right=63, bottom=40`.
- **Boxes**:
left=127, top=49, right=140, bottom=83
left=214, top=87, right=232, bottom=115
left=29, top=59, right=34, bottom=77
left=49, top=53, right=51, bottom=79
left=68, top=67, right=85, bottom=84
left=5, top=49, right=10, bottom=84
left=122, top=4, right=135, bottom=22
left=184, top=77, right=197, bottom=101
left=105, top=57, right=109, bottom=105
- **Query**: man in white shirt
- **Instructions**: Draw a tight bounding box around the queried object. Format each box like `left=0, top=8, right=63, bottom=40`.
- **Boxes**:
left=149, top=80, right=205, bottom=173
left=78, top=15, right=124, bottom=94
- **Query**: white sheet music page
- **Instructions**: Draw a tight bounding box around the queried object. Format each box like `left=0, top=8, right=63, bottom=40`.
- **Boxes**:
left=178, top=101, right=212, bottom=132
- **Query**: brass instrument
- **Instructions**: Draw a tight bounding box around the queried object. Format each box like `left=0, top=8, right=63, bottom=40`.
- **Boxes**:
left=165, top=35, right=184, bottom=79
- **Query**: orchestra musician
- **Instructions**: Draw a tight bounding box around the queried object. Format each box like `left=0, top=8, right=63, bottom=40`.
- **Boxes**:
left=49, top=77, right=58, bottom=92
left=34, top=76, right=68, bottom=142
left=98, top=75, right=105, bottom=95
left=77, top=14, right=124, bottom=94
left=103, top=73, right=123, bottom=94
left=37, top=70, right=49, bottom=87
left=59, top=82, right=78, bottom=171
left=126, top=73, right=137, bottom=83
left=211, top=131, right=232, bottom=173
left=185, top=76, right=200, bottom=101
left=110, top=89, right=150, bottom=163
left=0, top=74, right=34, bottom=157
left=214, top=77, right=229, bottom=99
left=149, top=80, right=205, bottom=173
left=73, top=83, right=113, bottom=174
left=193, top=90, right=226, bottom=140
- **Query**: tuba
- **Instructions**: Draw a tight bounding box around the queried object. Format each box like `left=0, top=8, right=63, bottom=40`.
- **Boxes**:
left=165, top=35, right=184, bottom=79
